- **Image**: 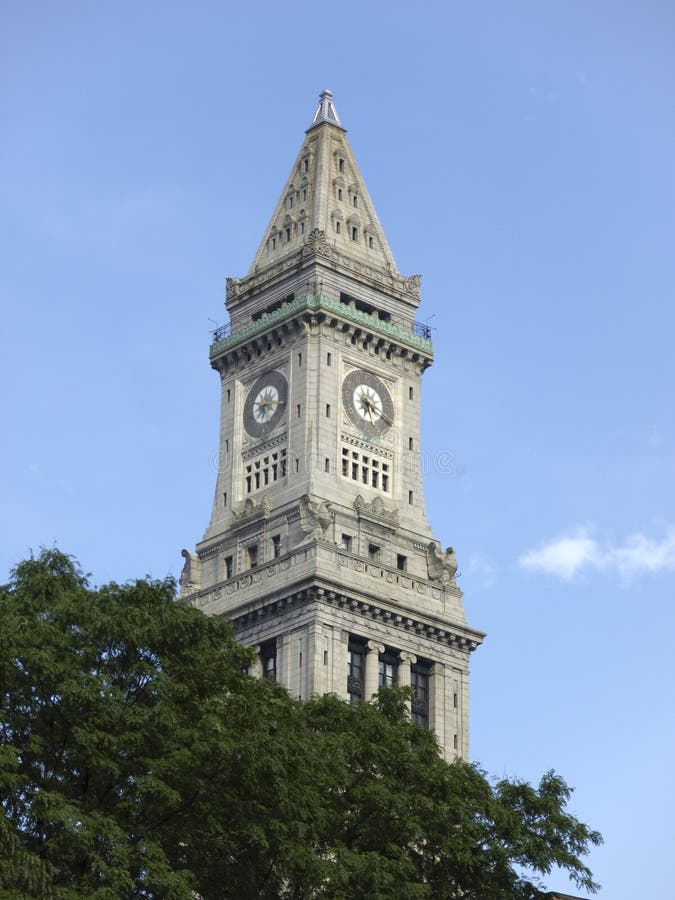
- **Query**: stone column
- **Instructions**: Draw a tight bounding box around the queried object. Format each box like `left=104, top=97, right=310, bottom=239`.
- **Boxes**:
left=364, top=640, right=384, bottom=700
left=336, top=630, right=350, bottom=700
left=398, top=651, right=417, bottom=712
left=251, top=647, right=264, bottom=679
left=429, top=662, right=445, bottom=752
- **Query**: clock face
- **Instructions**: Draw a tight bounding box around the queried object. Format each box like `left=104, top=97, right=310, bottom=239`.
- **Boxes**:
left=243, top=371, right=288, bottom=438
left=342, top=369, right=394, bottom=435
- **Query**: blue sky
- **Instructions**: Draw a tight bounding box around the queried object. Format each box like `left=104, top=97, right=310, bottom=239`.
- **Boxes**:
left=2, top=2, right=674, bottom=895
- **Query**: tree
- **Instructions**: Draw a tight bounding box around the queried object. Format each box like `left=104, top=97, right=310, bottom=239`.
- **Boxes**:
left=0, top=550, right=601, bottom=898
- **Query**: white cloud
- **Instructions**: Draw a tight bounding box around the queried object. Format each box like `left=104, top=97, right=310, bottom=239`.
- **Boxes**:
left=519, top=525, right=675, bottom=583
left=607, top=530, right=675, bottom=581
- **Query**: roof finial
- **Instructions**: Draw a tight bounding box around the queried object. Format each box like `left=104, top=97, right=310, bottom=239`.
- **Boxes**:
left=309, top=89, right=344, bottom=130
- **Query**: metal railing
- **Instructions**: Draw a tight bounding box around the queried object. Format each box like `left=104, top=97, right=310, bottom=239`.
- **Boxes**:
left=413, top=320, right=432, bottom=339
left=212, top=322, right=231, bottom=342
left=210, top=300, right=433, bottom=346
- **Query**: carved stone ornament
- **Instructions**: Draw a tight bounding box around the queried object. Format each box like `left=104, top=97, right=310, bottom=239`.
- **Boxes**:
left=233, top=495, right=273, bottom=521
left=179, top=549, right=201, bottom=596
left=403, top=274, right=421, bottom=298
left=303, top=228, right=331, bottom=258
left=299, top=494, right=332, bottom=539
left=353, top=494, right=399, bottom=526
left=426, top=541, right=458, bottom=586
left=226, top=277, right=241, bottom=300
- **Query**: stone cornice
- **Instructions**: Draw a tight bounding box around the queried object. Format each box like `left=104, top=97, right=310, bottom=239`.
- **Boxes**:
left=226, top=583, right=485, bottom=653
left=210, top=292, right=433, bottom=359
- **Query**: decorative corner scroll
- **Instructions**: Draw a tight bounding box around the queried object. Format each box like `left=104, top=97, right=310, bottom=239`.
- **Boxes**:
left=226, top=277, right=241, bottom=300
left=426, top=542, right=458, bottom=586
left=179, top=549, right=201, bottom=596
left=403, top=273, right=421, bottom=298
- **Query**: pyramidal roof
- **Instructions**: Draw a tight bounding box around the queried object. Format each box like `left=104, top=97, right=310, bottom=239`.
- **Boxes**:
left=247, top=90, right=398, bottom=276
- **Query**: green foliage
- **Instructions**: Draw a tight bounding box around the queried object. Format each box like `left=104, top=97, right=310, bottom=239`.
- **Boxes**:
left=0, top=550, right=601, bottom=899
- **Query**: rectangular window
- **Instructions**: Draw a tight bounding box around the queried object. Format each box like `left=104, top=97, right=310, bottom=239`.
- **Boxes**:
left=347, top=642, right=364, bottom=703
left=409, top=491, right=414, bottom=505
left=396, top=554, right=407, bottom=572
left=411, top=665, right=430, bottom=728
left=247, top=545, right=258, bottom=569
left=225, top=555, right=233, bottom=579
left=227, top=388, right=231, bottom=402
left=298, top=352, right=302, bottom=366
left=339, top=158, right=345, bottom=172
left=453, top=734, right=458, bottom=750
left=327, top=352, right=332, bottom=366
left=409, top=386, right=414, bottom=400
left=272, top=534, right=281, bottom=559
left=378, top=653, right=396, bottom=688
left=295, top=458, right=299, bottom=473
left=326, top=404, right=331, bottom=417
left=453, top=692, right=458, bottom=709
left=341, top=446, right=390, bottom=494
left=341, top=534, right=353, bottom=552
left=335, top=221, right=341, bottom=234
left=408, top=437, right=413, bottom=451
left=368, top=236, right=373, bottom=249
left=338, top=188, right=343, bottom=201
left=351, top=226, right=358, bottom=241
left=245, top=448, right=287, bottom=494
left=353, top=195, right=358, bottom=208
left=297, top=404, right=301, bottom=418
left=368, top=543, right=380, bottom=563
left=324, top=457, right=330, bottom=473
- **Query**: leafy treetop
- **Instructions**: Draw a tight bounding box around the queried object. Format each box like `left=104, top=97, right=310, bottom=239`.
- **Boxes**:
left=0, top=550, right=601, bottom=899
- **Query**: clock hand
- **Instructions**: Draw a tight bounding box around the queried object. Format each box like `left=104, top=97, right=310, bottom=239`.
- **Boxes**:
left=363, top=395, right=385, bottom=419
left=365, top=396, right=394, bottom=426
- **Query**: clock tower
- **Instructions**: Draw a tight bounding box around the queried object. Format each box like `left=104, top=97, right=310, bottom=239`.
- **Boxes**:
left=181, top=91, right=484, bottom=760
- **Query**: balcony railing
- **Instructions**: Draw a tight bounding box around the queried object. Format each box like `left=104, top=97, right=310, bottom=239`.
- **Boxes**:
left=212, top=322, right=231, bottom=342
left=412, top=319, right=432, bottom=339
left=210, top=293, right=434, bottom=355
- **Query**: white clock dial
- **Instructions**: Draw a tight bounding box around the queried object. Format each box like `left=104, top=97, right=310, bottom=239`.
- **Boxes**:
left=342, top=369, right=394, bottom=435
left=353, top=385, right=383, bottom=423
left=253, top=385, right=281, bottom=423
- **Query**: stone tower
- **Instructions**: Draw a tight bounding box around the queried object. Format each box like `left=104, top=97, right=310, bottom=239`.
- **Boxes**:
left=181, top=90, right=484, bottom=760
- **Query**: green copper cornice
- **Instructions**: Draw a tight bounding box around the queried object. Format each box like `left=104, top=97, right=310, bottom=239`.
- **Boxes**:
left=209, top=293, right=433, bottom=358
